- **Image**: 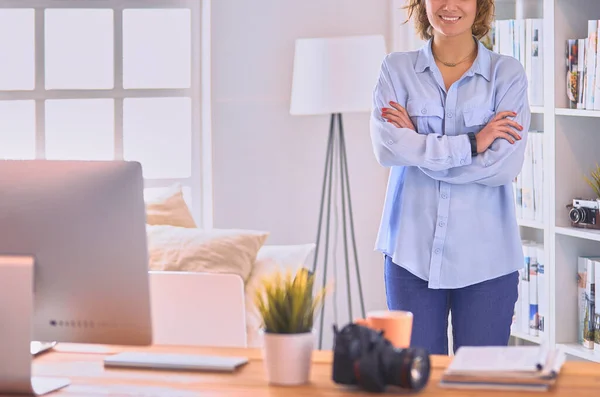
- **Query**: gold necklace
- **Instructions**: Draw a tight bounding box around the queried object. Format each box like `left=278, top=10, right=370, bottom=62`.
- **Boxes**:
left=433, top=46, right=477, bottom=67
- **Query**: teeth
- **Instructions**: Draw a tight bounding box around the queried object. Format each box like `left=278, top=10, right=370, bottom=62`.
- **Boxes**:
left=441, top=16, right=459, bottom=21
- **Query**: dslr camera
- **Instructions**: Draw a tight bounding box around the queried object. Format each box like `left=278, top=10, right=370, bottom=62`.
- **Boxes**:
left=568, top=198, right=600, bottom=230
left=331, top=323, right=430, bottom=393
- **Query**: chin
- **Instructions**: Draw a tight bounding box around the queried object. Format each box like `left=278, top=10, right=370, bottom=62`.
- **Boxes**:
left=437, top=27, right=470, bottom=38
left=433, top=15, right=473, bottom=37
left=433, top=23, right=471, bottom=38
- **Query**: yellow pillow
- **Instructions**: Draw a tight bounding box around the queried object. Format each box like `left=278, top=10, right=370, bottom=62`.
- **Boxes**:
left=145, top=184, right=196, bottom=228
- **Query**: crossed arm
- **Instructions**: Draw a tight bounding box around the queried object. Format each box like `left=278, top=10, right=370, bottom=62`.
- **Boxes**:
left=370, top=58, right=475, bottom=172
left=370, top=56, right=531, bottom=187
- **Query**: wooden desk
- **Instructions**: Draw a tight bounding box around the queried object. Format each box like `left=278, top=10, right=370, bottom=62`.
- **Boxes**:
left=30, top=344, right=600, bottom=396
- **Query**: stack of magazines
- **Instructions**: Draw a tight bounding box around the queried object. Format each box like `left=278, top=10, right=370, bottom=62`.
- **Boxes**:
left=440, top=345, right=566, bottom=391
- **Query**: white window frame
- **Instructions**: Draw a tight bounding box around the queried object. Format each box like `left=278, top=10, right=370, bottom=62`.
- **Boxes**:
left=0, top=0, right=213, bottom=227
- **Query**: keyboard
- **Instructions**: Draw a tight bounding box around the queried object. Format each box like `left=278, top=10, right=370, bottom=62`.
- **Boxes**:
left=104, top=351, right=249, bottom=372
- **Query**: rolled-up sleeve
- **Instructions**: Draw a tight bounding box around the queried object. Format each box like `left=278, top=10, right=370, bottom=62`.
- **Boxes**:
left=370, top=56, right=473, bottom=171
left=419, top=63, right=531, bottom=187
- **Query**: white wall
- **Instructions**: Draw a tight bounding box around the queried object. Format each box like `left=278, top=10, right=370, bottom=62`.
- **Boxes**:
left=391, top=0, right=425, bottom=52
left=211, top=0, right=391, bottom=348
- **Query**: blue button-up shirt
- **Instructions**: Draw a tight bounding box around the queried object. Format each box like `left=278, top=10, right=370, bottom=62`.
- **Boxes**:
left=370, top=38, right=531, bottom=289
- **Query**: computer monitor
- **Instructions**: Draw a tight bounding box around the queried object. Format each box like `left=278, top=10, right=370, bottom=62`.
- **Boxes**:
left=0, top=160, right=153, bottom=396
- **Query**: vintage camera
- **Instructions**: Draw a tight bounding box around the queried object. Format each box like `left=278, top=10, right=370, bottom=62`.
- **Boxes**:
left=331, top=323, right=430, bottom=393
left=568, top=198, right=600, bottom=229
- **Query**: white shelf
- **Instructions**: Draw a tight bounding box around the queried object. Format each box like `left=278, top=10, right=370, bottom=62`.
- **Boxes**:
left=517, top=218, right=545, bottom=229
left=558, top=343, right=600, bottom=363
left=555, top=226, right=600, bottom=242
left=530, top=106, right=544, bottom=114
left=555, top=108, right=600, bottom=117
left=511, top=328, right=542, bottom=344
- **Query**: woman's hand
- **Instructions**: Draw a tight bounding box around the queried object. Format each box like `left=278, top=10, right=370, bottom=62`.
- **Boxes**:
left=475, top=111, right=523, bottom=153
left=381, top=101, right=416, bottom=131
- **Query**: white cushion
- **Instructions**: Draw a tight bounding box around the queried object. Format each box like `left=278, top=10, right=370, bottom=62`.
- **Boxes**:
left=146, top=225, right=269, bottom=283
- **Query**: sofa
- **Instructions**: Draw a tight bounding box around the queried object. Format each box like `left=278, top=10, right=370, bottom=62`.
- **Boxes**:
left=144, top=184, right=315, bottom=347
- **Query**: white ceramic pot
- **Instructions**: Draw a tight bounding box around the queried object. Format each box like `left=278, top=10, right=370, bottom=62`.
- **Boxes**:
left=261, top=330, right=314, bottom=385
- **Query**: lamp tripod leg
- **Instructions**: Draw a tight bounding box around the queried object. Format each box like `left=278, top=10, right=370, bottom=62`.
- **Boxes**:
left=337, top=115, right=353, bottom=322
left=314, top=114, right=336, bottom=350
left=314, top=113, right=366, bottom=349
left=338, top=115, right=366, bottom=319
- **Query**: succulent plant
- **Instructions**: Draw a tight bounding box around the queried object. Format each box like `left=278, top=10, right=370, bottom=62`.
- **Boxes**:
left=254, top=267, right=327, bottom=334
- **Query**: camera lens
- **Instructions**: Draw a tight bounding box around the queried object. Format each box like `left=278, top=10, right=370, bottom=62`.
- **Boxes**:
left=387, top=347, right=430, bottom=391
left=570, top=207, right=584, bottom=223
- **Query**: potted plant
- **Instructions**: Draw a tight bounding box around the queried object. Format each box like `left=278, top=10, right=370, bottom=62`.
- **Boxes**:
left=584, top=163, right=600, bottom=198
left=253, top=267, right=327, bottom=385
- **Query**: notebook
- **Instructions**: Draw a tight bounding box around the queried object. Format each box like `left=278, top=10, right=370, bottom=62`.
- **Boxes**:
left=104, top=352, right=249, bottom=372
left=439, top=345, right=566, bottom=391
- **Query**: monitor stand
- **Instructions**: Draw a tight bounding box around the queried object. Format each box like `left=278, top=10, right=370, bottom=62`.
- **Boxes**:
left=0, top=256, right=70, bottom=395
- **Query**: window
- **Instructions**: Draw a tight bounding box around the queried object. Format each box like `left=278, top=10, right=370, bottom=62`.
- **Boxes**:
left=0, top=0, right=211, bottom=226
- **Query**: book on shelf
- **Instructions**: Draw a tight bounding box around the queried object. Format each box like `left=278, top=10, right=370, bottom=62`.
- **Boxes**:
left=565, top=20, right=600, bottom=110
left=578, top=256, right=600, bottom=350
left=513, top=131, right=544, bottom=222
left=493, top=18, right=543, bottom=107
left=439, top=345, right=566, bottom=392
left=513, top=241, right=546, bottom=339
left=596, top=258, right=600, bottom=351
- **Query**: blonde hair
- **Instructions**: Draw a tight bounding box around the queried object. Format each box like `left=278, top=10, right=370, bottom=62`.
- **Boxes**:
left=404, top=0, right=495, bottom=40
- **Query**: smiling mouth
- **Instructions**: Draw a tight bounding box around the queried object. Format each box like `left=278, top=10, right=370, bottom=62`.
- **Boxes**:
left=439, top=15, right=461, bottom=22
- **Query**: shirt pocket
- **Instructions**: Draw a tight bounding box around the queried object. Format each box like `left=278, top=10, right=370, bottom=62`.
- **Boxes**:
left=406, top=99, right=444, bottom=135
left=463, top=106, right=495, bottom=134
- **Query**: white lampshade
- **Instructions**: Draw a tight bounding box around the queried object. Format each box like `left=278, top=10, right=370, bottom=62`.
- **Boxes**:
left=290, top=35, right=387, bottom=116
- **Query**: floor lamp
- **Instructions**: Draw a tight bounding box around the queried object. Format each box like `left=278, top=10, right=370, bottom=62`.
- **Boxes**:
left=289, top=35, right=387, bottom=349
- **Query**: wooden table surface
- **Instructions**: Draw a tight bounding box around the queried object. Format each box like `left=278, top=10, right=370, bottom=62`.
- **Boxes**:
left=28, top=343, right=600, bottom=396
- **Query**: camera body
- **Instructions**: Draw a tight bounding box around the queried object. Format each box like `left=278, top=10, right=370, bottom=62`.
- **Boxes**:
left=568, top=198, right=600, bottom=230
left=331, top=323, right=430, bottom=393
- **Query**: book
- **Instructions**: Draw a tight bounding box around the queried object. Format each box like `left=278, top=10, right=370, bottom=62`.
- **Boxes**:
left=579, top=256, right=590, bottom=345
left=583, top=258, right=596, bottom=349
left=493, top=18, right=543, bottom=106
left=585, top=20, right=597, bottom=109
left=537, top=244, right=547, bottom=338
left=594, top=259, right=600, bottom=351
left=514, top=241, right=546, bottom=336
left=529, top=246, right=539, bottom=336
left=520, top=134, right=535, bottom=219
left=520, top=242, right=531, bottom=334
left=565, top=20, right=600, bottom=110
left=439, top=345, right=566, bottom=392
left=513, top=131, right=543, bottom=222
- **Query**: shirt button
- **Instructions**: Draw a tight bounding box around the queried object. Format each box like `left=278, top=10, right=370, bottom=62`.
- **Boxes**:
left=434, top=248, right=441, bottom=254
left=460, top=159, right=465, bottom=165
left=421, top=108, right=427, bottom=114
left=387, top=140, right=394, bottom=145
left=439, top=221, right=446, bottom=227
left=446, top=112, right=453, bottom=118
left=441, top=193, right=448, bottom=199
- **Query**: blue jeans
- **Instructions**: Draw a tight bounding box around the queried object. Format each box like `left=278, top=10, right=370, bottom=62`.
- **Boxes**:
left=384, top=255, right=518, bottom=355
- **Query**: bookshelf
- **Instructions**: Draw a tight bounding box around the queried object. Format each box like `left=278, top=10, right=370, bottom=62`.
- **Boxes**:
left=555, top=108, right=600, bottom=117
left=531, top=105, right=545, bottom=114
left=391, top=0, right=600, bottom=362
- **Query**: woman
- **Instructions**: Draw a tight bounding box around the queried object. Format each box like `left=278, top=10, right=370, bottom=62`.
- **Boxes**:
left=370, top=0, right=530, bottom=355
